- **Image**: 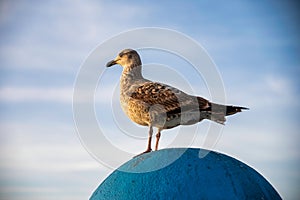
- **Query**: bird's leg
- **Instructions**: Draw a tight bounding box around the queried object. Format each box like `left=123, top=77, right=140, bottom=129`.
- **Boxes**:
left=134, top=126, right=153, bottom=158
left=143, top=126, right=153, bottom=153
left=155, top=130, right=161, bottom=151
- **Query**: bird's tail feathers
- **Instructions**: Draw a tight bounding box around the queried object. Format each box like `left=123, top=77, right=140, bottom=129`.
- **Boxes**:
left=202, top=103, right=249, bottom=124
left=200, top=110, right=226, bottom=125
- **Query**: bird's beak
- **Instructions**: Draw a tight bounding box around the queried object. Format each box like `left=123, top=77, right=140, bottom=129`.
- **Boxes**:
left=106, top=59, right=118, bottom=67
left=106, top=57, right=120, bottom=67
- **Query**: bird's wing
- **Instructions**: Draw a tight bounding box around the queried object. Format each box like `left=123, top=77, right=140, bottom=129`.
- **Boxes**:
left=130, top=82, right=209, bottom=115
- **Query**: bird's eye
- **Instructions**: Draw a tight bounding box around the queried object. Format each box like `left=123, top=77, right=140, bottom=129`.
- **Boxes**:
left=128, top=55, right=132, bottom=59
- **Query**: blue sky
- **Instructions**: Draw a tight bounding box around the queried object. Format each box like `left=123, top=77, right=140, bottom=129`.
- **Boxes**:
left=0, top=0, right=299, bottom=199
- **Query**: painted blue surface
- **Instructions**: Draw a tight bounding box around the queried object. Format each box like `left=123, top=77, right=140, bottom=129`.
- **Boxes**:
left=91, top=148, right=281, bottom=200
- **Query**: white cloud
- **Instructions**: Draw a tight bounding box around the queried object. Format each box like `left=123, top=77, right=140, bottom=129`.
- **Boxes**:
left=265, top=74, right=291, bottom=95
left=0, top=1, right=299, bottom=200
left=0, top=85, right=116, bottom=104
left=0, top=122, right=101, bottom=171
left=0, top=121, right=109, bottom=200
left=224, top=72, right=298, bottom=110
left=0, top=1, right=149, bottom=72
left=0, top=86, right=73, bottom=103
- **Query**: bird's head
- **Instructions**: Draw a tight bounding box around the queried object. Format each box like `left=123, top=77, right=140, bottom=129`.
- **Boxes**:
left=106, top=49, right=141, bottom=68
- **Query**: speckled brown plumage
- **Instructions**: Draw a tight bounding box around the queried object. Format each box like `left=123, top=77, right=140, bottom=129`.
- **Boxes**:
left=106, top=49, right=248, bottom=155
left=128, top=82, right=210, bottom=129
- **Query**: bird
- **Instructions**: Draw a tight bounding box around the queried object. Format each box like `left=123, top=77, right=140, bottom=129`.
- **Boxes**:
left=106, top=49, right=248, bottom=155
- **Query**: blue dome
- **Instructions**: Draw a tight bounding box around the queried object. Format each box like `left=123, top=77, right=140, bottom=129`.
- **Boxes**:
left=91, top=148, right=281, bottom=200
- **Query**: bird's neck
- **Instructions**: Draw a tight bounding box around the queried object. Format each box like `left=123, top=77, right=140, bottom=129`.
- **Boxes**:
left=122, top=64, right=143, bottom=81
left=120, top=64, right=144, bottom=93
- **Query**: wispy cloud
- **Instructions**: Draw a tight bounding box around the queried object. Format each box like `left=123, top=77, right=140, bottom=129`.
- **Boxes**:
left=0, top=86, right=73, bottom=103
left=265, top=74, right=292, bottom=95
left=0, top=1, right=299, bottom=200
left=0, top=122, right=108, bottom=199
left=0, top=1, right=150, bottom=72
left=0, top=85, right=116, bottom=104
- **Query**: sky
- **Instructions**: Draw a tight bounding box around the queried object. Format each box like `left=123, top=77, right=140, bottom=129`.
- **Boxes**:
left=0, top=0, right=299, bottom=199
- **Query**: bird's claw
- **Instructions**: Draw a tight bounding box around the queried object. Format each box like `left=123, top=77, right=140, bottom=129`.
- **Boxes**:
left=134, top=149, right=152, bottom=158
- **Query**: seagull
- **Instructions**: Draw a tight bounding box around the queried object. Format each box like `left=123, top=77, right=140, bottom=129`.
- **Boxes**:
left=106, top=49, right=248, bottom=155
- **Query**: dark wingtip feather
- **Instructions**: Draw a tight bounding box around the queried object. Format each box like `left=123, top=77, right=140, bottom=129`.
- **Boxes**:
left=226, top=105, right=249, bottom=115
left=236, top=106, right=249, bottom=111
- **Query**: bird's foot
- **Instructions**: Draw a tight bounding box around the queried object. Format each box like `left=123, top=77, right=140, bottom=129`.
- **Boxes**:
left=134, top=149, right=152, bottom=158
